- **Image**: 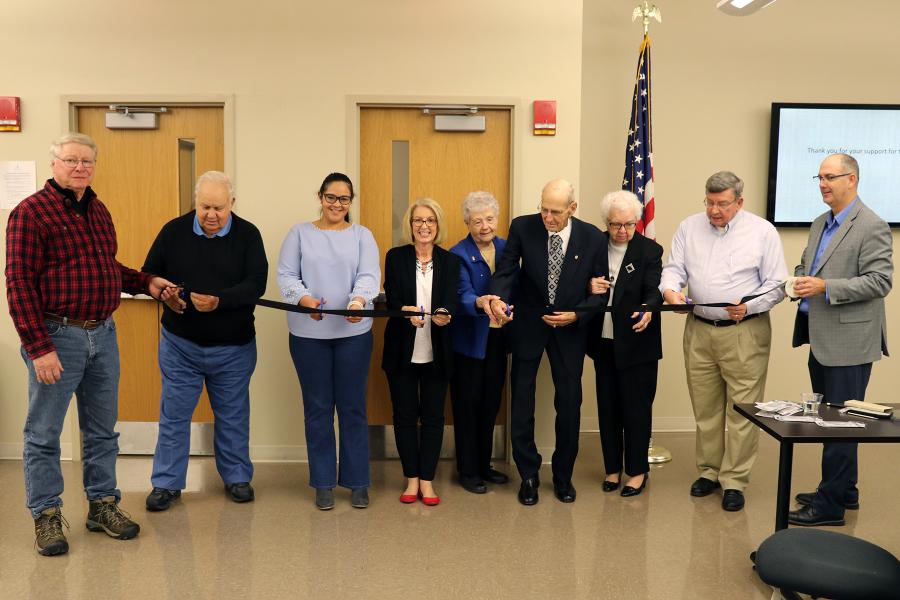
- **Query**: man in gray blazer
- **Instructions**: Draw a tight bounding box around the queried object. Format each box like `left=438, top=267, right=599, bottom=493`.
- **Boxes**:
left=789, top=153, right=892, bottom=526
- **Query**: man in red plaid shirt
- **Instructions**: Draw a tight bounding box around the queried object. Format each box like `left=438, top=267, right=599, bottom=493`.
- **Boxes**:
left=5, top=132, right=177, bottom=556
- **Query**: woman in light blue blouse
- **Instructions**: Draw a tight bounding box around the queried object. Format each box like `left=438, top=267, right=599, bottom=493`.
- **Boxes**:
left=277, top=172, right=381, bottom=510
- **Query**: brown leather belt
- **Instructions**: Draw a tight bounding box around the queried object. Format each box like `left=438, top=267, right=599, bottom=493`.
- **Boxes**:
left=693, top=312, right=760, bottom=328
left=45, top=313, right=104, bottom=330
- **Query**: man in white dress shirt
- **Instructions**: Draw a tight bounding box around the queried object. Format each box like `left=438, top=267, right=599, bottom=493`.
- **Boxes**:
left=660, top=171, right=787, bottom=511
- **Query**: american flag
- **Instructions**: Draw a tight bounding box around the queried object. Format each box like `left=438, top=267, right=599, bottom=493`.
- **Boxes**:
left=622, top=35, right=655, bottom=239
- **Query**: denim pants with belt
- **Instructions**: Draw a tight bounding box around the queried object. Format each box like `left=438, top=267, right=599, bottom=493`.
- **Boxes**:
left=21, top=317, right=121, bottom=519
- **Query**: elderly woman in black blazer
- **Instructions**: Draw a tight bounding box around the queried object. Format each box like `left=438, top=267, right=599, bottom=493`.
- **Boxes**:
left=382, top=198, right=460, bottom=506
left=587, top=190, right=663, bottom=497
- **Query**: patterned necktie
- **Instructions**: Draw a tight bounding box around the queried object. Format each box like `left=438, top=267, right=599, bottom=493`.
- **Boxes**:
left=548, top=233, right=563, bottom=304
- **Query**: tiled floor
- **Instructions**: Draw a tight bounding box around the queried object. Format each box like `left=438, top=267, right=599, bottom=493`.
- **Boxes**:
left=1, top=432, right=897, bottom=600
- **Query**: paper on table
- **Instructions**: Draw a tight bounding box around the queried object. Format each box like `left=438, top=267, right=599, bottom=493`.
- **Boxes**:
left=815, top=419, right=866, bottom=428
left=755, top=410, right=779, bottom=418
left=0, top=161, right=37, bottom=210
left=755, top=400, right=803, bottom=416
left=775, top=415, right=817, bottom=422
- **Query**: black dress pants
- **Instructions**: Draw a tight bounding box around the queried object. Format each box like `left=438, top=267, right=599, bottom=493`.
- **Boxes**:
left=387, top=362, right=448, bottom=481
left=450, top=328, right=507, bottom=478
left=808, top=352, right=871, bottom=517
left=510, top=334, right=583, bottom=484
left=594, top=338, right=657, bottom=477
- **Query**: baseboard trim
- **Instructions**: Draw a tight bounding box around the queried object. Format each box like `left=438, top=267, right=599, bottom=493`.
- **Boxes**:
left=0, top=442, right=73, bottom=461
left=650, top=417, right=697, bottom=432
left=249, top=445, right=310, bottom=462
left=1, top=444, right=308, bottom=463
left=0, top=419, right=696, bottom=463
left=580, top=416, right=696, bottom=434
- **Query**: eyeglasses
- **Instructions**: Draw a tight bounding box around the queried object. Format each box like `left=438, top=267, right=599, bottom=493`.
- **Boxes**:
left=813, top=173, right=851, bottom=183
left=55, top=155, right=96, bottom=169
left=608, top=221, right=637, bottom=231
left=411, top=217, right=437, bottom=228
left=322, top=193, right=352, bottom=206
left=703, top=198, right=738, bottom=210
left=538, top=204, right=568, bottom=218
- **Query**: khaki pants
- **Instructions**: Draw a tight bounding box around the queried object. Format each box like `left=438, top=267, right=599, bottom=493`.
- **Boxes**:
left=683, top=313, right=771, bottom=491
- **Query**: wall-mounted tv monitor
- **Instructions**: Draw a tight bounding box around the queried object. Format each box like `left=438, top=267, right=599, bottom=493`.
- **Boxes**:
left=767, top=102, right=900, bottom=227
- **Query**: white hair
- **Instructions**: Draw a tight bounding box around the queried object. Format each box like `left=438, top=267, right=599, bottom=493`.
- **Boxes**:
left=461, top=191, right=500, bottom=223
left=50, top=132, right=98, bottom=160
left=195, top=170, right=235, bottom=200
left=599, top=190, right=643, bottom=224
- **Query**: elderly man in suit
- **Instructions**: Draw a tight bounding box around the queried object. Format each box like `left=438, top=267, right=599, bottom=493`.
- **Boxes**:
left=485, top=179, right=608, bottom=506
left=788, top=153, right=892, bottom=527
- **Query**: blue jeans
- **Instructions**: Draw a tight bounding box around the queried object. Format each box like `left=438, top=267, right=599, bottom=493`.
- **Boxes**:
left=289, top=331, right=373, bottom=489
left=21, top=317, right=121, bottom=519
left=151, top=328, right=257, bottom=490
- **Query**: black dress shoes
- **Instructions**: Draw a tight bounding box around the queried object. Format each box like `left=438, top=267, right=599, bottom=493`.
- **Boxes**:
left=481, top=468, right=509, bottom=484
left=146, top=487, right=181, bottom=511
left=225, top=482, right=255, bottom=503
left=553, top=481, right=576, bottom=503
left=459, top=475, right=487, bottom=494
left=690, top=477, right=721, bottom=497
left=518, top=477, right=540, bottom=506
left=620, top=474, right=647, bottom=498
left=788, top=504, right=845, bottom=527
left=602, top=478, right=620, bottom=493
left=795, top=491, right=859, bottom=510
left=721, top=489, right=745, bottom=511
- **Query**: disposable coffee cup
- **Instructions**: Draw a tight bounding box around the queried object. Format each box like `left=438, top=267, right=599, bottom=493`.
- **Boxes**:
left=784, top=277, right=799, bottom=299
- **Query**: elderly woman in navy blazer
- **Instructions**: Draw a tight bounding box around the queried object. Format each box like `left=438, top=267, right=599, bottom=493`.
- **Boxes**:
left=448, top=191, right=511, bottom=494
left=587, top=190, right=663, bottom=498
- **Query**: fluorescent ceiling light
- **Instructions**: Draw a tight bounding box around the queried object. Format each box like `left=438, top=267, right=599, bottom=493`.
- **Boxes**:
left=716, top=0, right=778, bottom=16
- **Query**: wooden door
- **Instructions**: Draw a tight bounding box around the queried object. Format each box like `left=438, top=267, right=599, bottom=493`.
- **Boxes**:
left=76, top=105, right=224, bottom=426
left=359, top=106, right=511, bottom=425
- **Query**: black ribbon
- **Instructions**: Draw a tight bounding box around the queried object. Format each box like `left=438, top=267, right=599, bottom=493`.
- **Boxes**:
left=255, top=298, right=429, bottom=318
left=241, top=282, right=787, bottom=318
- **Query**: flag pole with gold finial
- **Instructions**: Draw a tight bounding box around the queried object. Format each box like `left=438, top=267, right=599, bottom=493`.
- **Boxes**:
left=630, top=1, right=671, bottom=465
left=632, top=1, right=662, bottom=37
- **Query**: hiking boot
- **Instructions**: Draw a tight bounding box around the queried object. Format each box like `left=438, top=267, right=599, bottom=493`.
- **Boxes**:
left=34, top=507, right=69, bottom=556
left=86, top=496, right=140, bottom=540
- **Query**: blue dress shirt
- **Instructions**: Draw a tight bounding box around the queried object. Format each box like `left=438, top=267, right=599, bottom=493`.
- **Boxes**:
left=799, top=197, right=858, bottom=314
left=193, top=213, right=233, bottom=237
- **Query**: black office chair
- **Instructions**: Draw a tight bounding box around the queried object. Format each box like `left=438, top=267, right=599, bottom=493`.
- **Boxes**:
left=751, top=528, right=900, bottom=600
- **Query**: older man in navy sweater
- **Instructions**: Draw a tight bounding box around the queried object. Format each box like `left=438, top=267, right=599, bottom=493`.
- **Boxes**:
left=142, top=171, right=268, bottom=510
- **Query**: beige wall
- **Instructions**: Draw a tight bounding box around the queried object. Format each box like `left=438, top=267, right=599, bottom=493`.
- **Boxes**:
left=580, top=0, right=900, bottom=434
left=2, top=0, right=898, bottom=463
left=0, top=0, right=584, bottom=458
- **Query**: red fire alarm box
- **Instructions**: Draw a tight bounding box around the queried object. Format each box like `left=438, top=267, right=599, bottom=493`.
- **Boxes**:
left=533, top=100, right=556, bottom=136
left=0, top=97, right=22, bottom=132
